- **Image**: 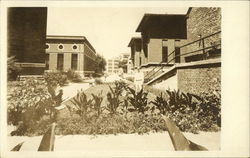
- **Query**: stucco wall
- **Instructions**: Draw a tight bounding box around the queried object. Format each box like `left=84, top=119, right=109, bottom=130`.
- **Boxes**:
left=46, top=42, right=83, bottom=53
left=147, top=38, right=162, bottom=63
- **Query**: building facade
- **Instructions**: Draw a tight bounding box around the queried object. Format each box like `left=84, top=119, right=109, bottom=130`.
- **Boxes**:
left=106, top=58, right=120, bottom=74
left=45, top=35, right=97, bottom=77
left=7, top=7, right=48, bottom=75
left=129, top=14, right=187, bottom=72
left=128, top=38, right=142, bottom=69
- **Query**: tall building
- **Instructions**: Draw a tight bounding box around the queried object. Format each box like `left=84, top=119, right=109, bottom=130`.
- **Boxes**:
left=7, top=7, right=48, bottom=75
left=106, top=58, right=120, bottom=74
left=45, top=35, right=97, bottom=77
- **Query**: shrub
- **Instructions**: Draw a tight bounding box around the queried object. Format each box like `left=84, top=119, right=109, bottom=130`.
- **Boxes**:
left=7, top=56, right=22, bottom=81
left=94, top=78, right=103, bottom=85
left=7, top=78, right=63, bottom=135
left=127, top=87, right=149, bottom=114
left=7, top=79, right=49, bottom=126
left=44, top=71, right=68, bottom=87
left=150, top=89, right=221, bottom=133
left=65, top=70, right=83, bottom=83
left=56, top=112, right=167, bottom=135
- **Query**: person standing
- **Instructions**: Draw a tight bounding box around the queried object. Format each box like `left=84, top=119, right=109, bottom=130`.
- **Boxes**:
left=134, top=68, right=144, bottom=93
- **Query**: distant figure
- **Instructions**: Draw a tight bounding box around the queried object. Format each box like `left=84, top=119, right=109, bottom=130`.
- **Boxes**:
left=134, top=68, right=144, bottom=93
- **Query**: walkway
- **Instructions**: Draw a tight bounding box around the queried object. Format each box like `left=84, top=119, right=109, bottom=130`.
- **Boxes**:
left=7, top=132, right=220, bottom=152
left=55, top=82, right=91, bottom=110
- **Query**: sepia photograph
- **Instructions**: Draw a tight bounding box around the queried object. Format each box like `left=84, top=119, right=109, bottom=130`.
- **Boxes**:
left=0, top=1, right=249, bottom=158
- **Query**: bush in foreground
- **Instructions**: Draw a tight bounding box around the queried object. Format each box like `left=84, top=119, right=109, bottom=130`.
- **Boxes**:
left=55, top=113, right=167, bottom=135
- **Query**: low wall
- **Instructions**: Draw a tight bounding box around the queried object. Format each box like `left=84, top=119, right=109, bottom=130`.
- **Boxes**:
left=153, top=74, right=178, bottom=91
left=149, top=59, right=221, bottom=95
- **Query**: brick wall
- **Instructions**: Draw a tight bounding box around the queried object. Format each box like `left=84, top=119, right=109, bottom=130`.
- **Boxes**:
left=177, top=65, right=221, bottom=95
left=180, top=7, right=221, bottom=62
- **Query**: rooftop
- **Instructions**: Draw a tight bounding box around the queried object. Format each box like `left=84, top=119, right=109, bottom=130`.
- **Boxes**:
left=136, top=13, right=186, bottom=32
left=128, top=37, right=141, bottom=47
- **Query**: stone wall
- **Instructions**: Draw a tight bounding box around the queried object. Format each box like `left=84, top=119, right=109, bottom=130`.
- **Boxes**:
left=177, top=65, right=221, bottom=95
left=180, top=7, right=221, bottom=62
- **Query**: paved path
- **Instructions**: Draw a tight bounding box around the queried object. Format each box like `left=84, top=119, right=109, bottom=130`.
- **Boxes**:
left=55, top=82, right=91, bottom=110
left=7, top=132, right=220, bottom=152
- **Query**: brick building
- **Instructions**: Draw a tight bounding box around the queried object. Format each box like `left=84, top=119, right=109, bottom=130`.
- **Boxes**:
left=146, top=7, right=221, bottom=95
left=45, top=35, right=97, bottom=77
left=7, top=7, right=47, bottom=75
left=180, top=7, right=221, bottom=62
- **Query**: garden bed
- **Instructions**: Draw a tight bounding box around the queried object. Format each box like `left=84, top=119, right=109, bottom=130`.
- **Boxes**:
left=7, top=77, right=221, bottom=137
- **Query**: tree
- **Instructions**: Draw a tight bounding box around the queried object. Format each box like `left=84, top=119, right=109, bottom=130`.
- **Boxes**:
left=118, top=60, right=127, bottom=73
left=7, top=56, right=21, bottom=81
left=95, top=54, right=107, bottom=74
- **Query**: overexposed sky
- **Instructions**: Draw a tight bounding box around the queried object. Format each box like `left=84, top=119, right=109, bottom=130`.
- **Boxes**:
left=47, top=7, right=188, bottom=59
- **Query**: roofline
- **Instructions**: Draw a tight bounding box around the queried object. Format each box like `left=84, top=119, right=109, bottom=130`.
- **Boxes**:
left=46, top=35, right=96, bottom=53
left=128, top=37, right=141, bottom=47
left=46, top=35, right=86, bottom=40
left=135, top=13, right=187, bottom=32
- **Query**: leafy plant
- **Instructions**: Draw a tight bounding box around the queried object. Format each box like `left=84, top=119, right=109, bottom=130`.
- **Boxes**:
left=127, top=87, right=149, bottom=114
left=106, top=87, right=122, bottom=115
left=150, top=93, right=169, bottom=115
left=106, top=81, right=128, bottom=115
left=69, top=92, right=93, bottom=121
left=91, top=92, right=104, bottom=118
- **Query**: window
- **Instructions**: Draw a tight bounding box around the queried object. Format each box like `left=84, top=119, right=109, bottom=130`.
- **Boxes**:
left=162, top=40, right=168, bottom=62
left=71, top=54, right=78, bottom=70
left=73, top=44, right=77, bottom=50
left=58, top=44, right=64, bottom=50
left=162, top=46, right=168, bottom=62
left=175, top=47, right=180, bottom=63
left=57, top=54, right=64, bottom=70
left=45, top=44, right=49, bottom=49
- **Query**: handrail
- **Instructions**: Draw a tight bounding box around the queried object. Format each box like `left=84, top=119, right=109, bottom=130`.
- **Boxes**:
left=144, top=31, right=221, bottom=83
left=179, top=31, right=221, bottom=48
left=144, top=49, right=176, bottom=78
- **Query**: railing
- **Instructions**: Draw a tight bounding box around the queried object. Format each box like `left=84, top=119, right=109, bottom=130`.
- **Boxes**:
left=144, top=31, right=221, bottom=83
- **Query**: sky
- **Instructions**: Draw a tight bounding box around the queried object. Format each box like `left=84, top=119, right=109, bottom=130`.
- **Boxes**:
left=47, top=7, right=188, bottom=59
